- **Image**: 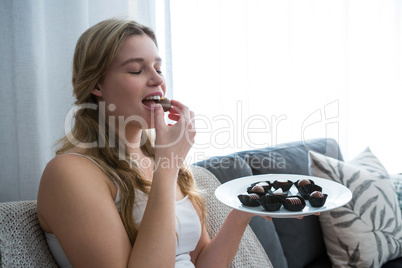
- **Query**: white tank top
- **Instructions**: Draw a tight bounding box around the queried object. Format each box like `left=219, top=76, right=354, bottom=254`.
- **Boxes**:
left=44, top=153, right=202, bottom=268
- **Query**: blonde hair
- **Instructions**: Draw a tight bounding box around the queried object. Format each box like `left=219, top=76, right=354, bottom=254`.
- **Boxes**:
left=56, top=18, right=205, bottom=245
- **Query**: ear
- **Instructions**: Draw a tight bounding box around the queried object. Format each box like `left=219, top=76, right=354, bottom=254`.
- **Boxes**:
left=91, top=85, right=103, bottom=97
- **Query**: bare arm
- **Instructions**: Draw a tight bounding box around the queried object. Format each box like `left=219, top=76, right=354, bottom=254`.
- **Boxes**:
left=191, top=210, right=254, bottom=268
left=129, top=100, right=196, bottom=266
left=129, top=167, right=178, bottom=267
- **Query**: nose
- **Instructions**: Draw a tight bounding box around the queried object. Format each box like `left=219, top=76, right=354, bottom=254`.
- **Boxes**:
left=147, top=69, right=165, bottom=87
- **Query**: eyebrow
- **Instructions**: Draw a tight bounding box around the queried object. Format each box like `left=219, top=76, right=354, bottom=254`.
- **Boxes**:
left=120, top=57, right=162, bottom=67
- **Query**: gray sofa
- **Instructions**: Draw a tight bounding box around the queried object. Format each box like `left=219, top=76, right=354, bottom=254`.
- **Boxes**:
left=1, top=138, right=401, bottom=267
left=195, top=138, right=402, bottom=268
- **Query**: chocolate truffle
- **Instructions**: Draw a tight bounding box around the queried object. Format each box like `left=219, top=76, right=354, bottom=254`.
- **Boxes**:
left=285, top=197, right=302, bottom=206
left=273, top=180, right=293, bottom=191
left=251, top=185, right=265, bottom=194
left=309, top=191, right=328, bottom=207
left=248, top=193, right=260, bottom=199
left=256, top=181, right=271, bottom=192
left=310, top=191, right=324, bottom=198
left=283, top=196, right=306, bottom=211
left=298, top=178, right=311, bottom=187
left=256, top=181, right=269, bottom=187
left=157, top=97, right=172, bottom=112
left=238, top=193, right=261, bottom=207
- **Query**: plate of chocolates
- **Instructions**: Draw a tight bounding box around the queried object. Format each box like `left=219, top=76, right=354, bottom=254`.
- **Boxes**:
left=214, top=174, right=352, bottom=218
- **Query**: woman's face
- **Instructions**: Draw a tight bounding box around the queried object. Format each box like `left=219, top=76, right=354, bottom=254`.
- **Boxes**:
left=93, top=34, right=166, bottom=129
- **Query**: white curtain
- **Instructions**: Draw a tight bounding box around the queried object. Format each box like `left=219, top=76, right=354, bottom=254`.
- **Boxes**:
left=2, top=0, right=400, bottom=202
left=0, top=0, right=170, bottom=202
left=170, top=0, right=402, bottom=173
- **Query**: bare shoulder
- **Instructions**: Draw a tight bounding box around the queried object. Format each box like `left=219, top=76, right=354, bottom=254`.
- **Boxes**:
left=37, top=153, right=116, bottom=231
left=38, top=153, right=115, bottom=200
left=41, top=153, right=106, bottom=177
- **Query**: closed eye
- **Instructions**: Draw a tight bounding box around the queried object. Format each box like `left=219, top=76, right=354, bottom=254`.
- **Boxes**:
left=129, top=71, right=142, bottom=74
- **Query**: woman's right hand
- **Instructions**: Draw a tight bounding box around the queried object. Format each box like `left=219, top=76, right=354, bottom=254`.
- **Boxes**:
left=153, top=99, right=196, bottom=173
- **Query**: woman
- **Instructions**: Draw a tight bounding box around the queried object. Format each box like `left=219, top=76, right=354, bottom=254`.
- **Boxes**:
left=37, top=18, right=264, bottom=268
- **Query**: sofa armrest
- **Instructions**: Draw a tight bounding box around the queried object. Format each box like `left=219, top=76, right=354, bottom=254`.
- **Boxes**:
left=190, top=165, right=272, bottom=268
left=0, top=201, right=58, bottom=267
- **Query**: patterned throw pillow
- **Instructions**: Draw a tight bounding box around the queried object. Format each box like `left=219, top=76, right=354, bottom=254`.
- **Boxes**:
left=308, top=148, right=402, bottom=267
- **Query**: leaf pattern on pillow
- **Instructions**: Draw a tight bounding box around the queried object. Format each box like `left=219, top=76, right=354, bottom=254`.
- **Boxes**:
left=308, top=148, right=402, bottom=267
left=311, top=157, right=337, bottom=181
left=325, top=171, right=396, bottom=265
left=360, top=195, right=378, bottom=217
left=345, top=170, right=360, bottom=189
left=337, top=237, right=361, bottom=268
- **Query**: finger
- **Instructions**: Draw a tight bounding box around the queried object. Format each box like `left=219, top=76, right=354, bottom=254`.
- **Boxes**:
left=186, top=110, right=194, bottom=128
left=170, top=99, right=190, bottom=119
left=190, top=111, right=195, bottom=125
left=153, top=104, right=167, bottom=131
left=168, top=113, right=181, bottom=122
left=259, top=215, right=272, bottom=221
left=297, top=216, right=304, bottom=219
left=169, top=106, right=180, bottom=115
left=189, top=110, right=196, bottom=133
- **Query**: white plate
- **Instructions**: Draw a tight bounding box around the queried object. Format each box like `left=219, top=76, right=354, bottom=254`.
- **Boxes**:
left=214, top=174, right=352, bottom=218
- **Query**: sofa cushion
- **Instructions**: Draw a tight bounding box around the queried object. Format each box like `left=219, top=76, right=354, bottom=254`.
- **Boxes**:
left=194, top=154, right=253, bottom=184
left=236, top=138, right=343, bottom=175
left=309, top=148, right=402, bottom=267
left=194, top=155, right=288, bottom=268
left=272, top=215, right=330, bottom=268
left=190, top=165, right=273, bottom=267
left=236, top=138, right=342, bottom=268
